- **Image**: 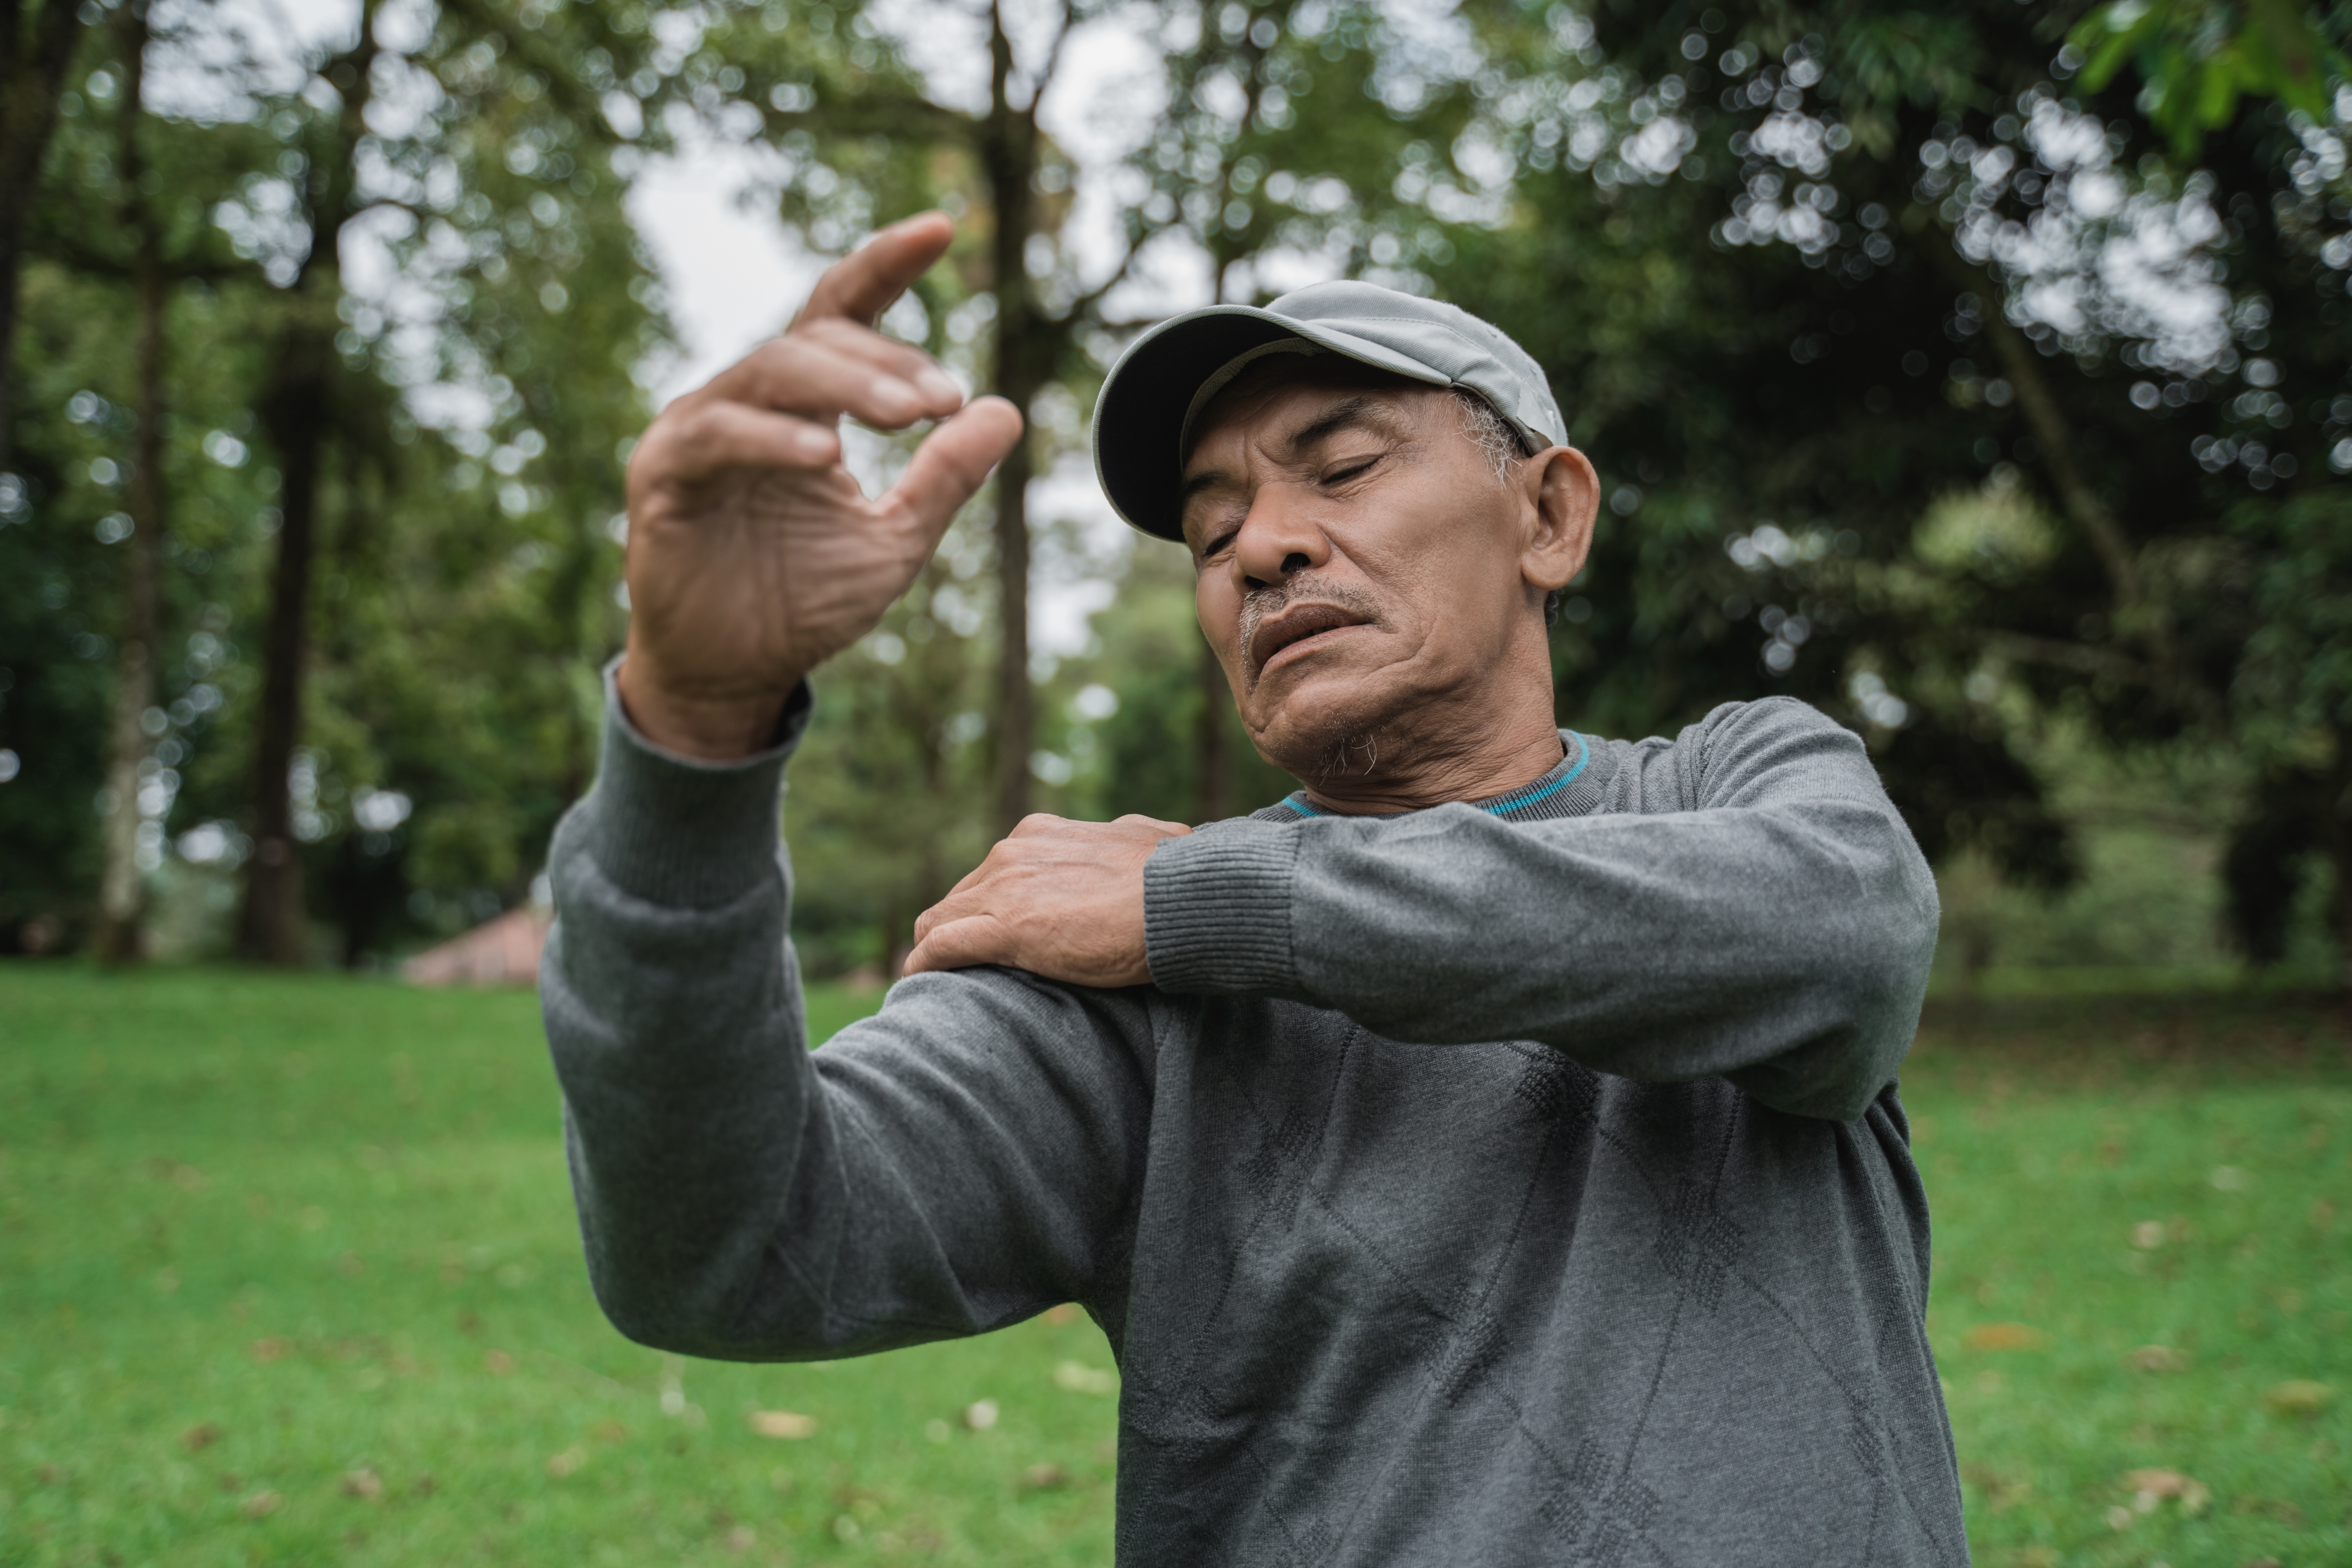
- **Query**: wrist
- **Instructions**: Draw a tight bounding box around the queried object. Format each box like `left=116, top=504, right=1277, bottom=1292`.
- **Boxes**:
left=615, top=651, right=799, bottom=761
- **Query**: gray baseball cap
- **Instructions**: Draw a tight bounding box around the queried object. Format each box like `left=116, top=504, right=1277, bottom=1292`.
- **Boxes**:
left=1091, top=279, right=1568, bottom=541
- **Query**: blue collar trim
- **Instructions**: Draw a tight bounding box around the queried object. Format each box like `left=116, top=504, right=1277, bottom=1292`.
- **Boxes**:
left=1276, top=733, right=1588, bottom=820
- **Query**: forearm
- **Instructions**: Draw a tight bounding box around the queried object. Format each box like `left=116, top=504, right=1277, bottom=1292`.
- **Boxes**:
left=543, top=667, right=1156, bottom=1358
left=541, top=670, right=824, bottom=1357
left=1145, top=704, right=1938, bottom=1119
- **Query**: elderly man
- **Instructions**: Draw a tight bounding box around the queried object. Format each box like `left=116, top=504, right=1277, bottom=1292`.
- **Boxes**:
left=543, top=213, right=1961, bottom=1565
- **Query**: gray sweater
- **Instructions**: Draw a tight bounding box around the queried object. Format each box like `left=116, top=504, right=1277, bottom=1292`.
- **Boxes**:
left=541, top=675, right=1966, bottom=1566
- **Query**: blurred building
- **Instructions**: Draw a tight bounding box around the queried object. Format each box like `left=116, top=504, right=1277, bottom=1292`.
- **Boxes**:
left=401, top=906, right=550, bottom=988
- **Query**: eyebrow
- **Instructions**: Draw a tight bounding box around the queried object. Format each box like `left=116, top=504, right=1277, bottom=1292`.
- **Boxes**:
left=1177, top=394, right=1406, bottom=514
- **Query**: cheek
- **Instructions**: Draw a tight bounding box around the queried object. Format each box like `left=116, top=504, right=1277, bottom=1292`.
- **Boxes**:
left=1195, top=576, right=1243, bottom=658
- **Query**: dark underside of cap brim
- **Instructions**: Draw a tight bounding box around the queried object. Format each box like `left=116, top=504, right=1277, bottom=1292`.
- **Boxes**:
left=1094, top=310, right=1310, bottom=541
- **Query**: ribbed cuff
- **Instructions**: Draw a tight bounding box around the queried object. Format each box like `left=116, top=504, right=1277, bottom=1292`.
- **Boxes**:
left=583, top=659, right=813, bottom=908
left=1143, top=822, right=1301, bottom=995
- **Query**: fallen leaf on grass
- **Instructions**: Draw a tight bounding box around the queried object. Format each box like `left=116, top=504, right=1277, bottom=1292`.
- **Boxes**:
left=590, top=1420, right=627, bottom=1443
left=1042, top=1303, right=1078, bottom=1326
left=963, top=1399, right=999, bottom=1431
left=2130, top=1221, right=2165, bottom=1250
left=249, top=1338, right=290, bottom=1364
left=2126, top=1345, right=2190, bottom=1373
left=545, top=1447, right=587, bottom=1478
left=748, top=1410, right=817, bottom=1440
left=722, top=1524, right=756, bottom=1552
left=2122, top=1468, right=2210, bottom=1515
left=2263, top=1379, right=2332, bottom=1418
left=240, top=1489, right=282, bottom=1519
left=1963, top=1323, right=2047, bottom=1352
left=1052, top=1361, right=1117, bottom=1396
left=181, top=1422, right=223, bottom=1452
left=1020, top=1463, right=1068, bottom=1490
left=341, top=1468, right=384, bottom=1501
left=482, top=1349, right=515, bottom=1376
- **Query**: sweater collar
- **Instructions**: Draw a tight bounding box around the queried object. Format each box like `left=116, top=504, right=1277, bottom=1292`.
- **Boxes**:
left=1250, top=730, right=1605, bottom=825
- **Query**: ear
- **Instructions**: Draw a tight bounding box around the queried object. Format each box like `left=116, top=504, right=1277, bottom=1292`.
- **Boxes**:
left=1517, top=446, right=1599, bottom=597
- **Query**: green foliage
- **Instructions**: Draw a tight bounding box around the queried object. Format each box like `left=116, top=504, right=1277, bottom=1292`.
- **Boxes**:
left=5, top=0, right=676, bottom=958
left=5, top=965, right=2349, bottom=1564
left=12, top=0, right=2352, bottom=975
left=2073, top=0, right=2350, bottom=155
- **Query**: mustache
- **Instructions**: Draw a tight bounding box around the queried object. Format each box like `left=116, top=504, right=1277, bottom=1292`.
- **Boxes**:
left=1236, top=573, right=1383, bottom=678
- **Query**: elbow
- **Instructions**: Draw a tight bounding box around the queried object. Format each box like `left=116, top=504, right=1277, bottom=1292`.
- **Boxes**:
left=574, top=1210, right=791, bottom=1363
left=1747, top=831, right=1937, bottom=1122
left=1823, top=838, right=1939, bottom=1112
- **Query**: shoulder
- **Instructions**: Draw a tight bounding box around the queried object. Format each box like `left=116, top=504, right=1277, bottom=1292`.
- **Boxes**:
left=1595, top=698, right=1875, bottom=814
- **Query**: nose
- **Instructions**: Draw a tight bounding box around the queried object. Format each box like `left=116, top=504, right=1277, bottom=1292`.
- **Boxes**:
left=1231, top=485, right=1330, bottom=591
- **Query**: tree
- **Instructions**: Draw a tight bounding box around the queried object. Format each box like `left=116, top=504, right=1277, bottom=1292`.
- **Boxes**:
left=1405, top=0, right=2347, bottom=969
left=0, top=0, right=87, bottom=474
left=212, top=0, right=688, bottom=961
left=65, top=0, right=251, bottom=960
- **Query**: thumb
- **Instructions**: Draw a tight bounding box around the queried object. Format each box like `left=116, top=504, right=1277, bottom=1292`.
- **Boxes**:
left=900, top=914, right=1009, bottom=976
left=880, top=395, right=1024, bottom=542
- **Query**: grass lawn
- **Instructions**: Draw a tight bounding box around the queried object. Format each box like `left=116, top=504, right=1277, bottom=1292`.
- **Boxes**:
left=2, top=964, right=2346, bottom=1567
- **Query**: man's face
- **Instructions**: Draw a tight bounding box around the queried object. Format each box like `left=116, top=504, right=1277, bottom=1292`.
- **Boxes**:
left=1179, top=367, right=1571, bottom=776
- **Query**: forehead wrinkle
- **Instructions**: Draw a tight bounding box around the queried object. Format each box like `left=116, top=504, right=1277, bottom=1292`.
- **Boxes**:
left=1278, top=393, right=1411, bottom=458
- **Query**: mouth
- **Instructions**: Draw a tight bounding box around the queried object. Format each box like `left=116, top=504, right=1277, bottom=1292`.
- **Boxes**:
left=1249, top=601, right=1373, bottom=675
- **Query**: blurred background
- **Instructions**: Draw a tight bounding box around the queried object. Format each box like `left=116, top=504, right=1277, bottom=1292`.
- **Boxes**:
left=5, top=0, right=2350, bottom=985
left=3, top=2, right=2348, bottom=1565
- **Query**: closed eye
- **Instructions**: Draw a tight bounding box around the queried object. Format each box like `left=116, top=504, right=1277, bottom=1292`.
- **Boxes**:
left=1322, top=454, right=1383, bottom=487
left=1196, top=521, right=1243, bottom=563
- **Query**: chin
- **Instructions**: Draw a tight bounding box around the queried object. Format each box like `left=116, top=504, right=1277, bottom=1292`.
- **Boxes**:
left=1245, top=670, right=1406, bottom=779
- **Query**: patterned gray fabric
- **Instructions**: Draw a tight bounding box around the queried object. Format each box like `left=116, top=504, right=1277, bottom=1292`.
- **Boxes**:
left=541, top=670, right=1967, bottom=1566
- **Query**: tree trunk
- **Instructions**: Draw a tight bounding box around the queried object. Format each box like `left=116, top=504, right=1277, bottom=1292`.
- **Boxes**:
left=94, top=2, right=165, bottom=963
left=234, top=4, right=375, bottom=965
left=0, top=0, right=87, bottom=474
left=981, top=0, right=1039, bottom=837
left=2331, top=725, right=2352, bottom=993
left=988, top=430, right=1033, bottom=833
left=94, top=262, right=169, bottom=953
left=237, top=339, right=327, bottom=964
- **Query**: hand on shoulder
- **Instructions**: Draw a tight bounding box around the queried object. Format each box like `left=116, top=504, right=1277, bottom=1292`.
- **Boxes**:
left=902, top=814, right=1194, bottom=988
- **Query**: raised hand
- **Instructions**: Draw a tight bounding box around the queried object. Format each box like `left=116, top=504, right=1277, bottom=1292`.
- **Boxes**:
left=617, top=213, right=1025, bottom=759
left=902, top=813, right=1194, bottom=988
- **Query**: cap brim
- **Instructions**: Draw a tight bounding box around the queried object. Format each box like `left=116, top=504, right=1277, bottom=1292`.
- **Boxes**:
left=1092, top=305, right=1450, bottom=541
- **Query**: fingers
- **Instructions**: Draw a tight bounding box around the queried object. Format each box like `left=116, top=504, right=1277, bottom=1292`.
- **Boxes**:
left=882, top=396, right=1025, bottom=539
left=796, top=211, right=955, bottom=328
left=706, top=328, right=963, bottom=431
left=901, top=914, right=1010, bottom=976
left=1114, top=813, right=1195, bottom=838
left=650, top=400, right=840, bottom=486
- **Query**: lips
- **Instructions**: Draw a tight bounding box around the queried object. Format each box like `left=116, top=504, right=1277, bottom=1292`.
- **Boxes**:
left=1249, top=601, right=1371, bottom=674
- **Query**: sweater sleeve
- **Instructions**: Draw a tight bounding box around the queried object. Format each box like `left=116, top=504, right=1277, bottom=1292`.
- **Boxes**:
left=1142, top=699, right=1937, bottom=1121
left=539, top=665, right=1159, bottom=1362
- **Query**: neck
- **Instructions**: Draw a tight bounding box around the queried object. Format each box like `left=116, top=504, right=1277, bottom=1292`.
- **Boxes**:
left=1292, top=659, right=1565, bottom=816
